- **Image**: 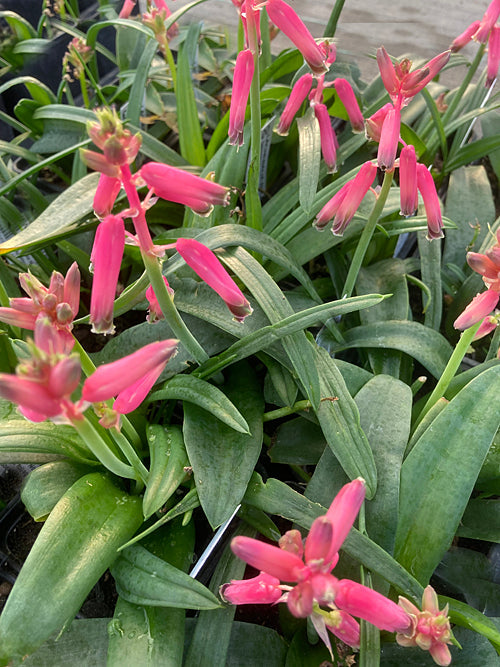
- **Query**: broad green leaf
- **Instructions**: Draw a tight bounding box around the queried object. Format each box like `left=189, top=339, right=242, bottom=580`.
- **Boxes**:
left=270, top=417, right=326, bottom=465
left=0, top=418, right=97, bottom=464
left=177, top=39, right=206, bottom=167
left=297, top=108, right=321, bottom=214
left=125, top=39, right=158, bottom=127
left=142, top=425, right=189, bottom=519
left=111, top=544, right=220, bottom=610
left=0, top=11, right=36, bottom=39
left=0, top=473, right=143, bottom=665
left=313, top=344, right=377, bottom=498
left=183, top=362, right=264, bottom=528
left=285, top=628, right=331, bottom=666
left=445, top=135, right=500, bottom=173
left=356, top=375, right=412, bottom=554
left=219, top=246, right=320, bottom=409
left=0, top=76, right=55, bottom=105
left=446, top=598, right=500, bottom=653
left=322, top=320, right=452, bottom=379
left=0, top=172, right=99, bottom=255
left=20, top=461, right=92, bottom=521
left=225, top=623, right=288, bottom=665
left=457, top=499, right=500, bottom=542
left=395, top=365, right=500, bottom=584
left=418, top=231, right=442, bottom=330
left=148, top=374, right=250, bottom=434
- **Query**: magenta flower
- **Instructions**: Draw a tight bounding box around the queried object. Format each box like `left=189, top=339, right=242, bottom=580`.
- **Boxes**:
left=275, top=73, right=313, bottom=136
left=487, top=25, right=500, bottom=86
left=333, top=78, right=364, bottom=133
left=146, top=276, right=174, bottom=323
left=82, top=339, right=178, bottom=413
left=222, top=479, right=412, bottom=651
left=416, top=164, right=443, bottom=240
left=377, top=105, right=401, bottom=171
left=314, top=161, right=377, bottom=236
left=474, top=0, right=500, bottom=44
left=89, top=214, right=125, bottom=335
left=454, top=289, right=499, bottom=331
left=176, top=238, right=253, bottom=322
left=93, top=173, right=121, bottom=218
left=314, top=103, right=338, bottom=174
left=399, top=144, right=419, bottom=217
left=397, top=586, right=455, bottom=666
left=139, top=162, right=231, bottom=217
left=450, top=20, right=481, bottom=52
left=365, top=103, right=393, bottom=143
left=228, top=49, right=255, bottom=146
left=266, top=0, right=328, bottom=75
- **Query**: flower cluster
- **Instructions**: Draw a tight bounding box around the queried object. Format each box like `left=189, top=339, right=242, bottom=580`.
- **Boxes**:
left=450, top=0, right=500, bottom=87
left=453, top=230, right=500, bottom=344
left=62, top=37, right=93, bottom=83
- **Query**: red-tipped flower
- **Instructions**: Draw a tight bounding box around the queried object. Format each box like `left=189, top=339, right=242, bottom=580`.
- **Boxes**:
left=399, top=144, right=419, bottom=217
left=416, top=164, right=443, bottom=240
left=275, top=73, right=313, bottom=136
left=229, top=49, right=255, bottom=146
left=314, top=103, right=338, bottom=173
left=377, top=105, right=401, bottom=171
left=333, top=78, right=364, bottom=133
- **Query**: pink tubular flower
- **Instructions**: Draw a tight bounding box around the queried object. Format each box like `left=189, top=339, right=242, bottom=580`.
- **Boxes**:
left=474, top=0, right=500, bottom=44
left=333, top=78, right=364, bottom=133
left=224, top=479, right=414, bottom=652
left=416, top=164, right=443, bottom=240
left=314, top=103, right=338, bottom=173
left=399, top=144, right=419, bottom=217
left=275, top=73, right=313, bottom=136
left=487, top=26, right=500, bottom=87
left=265, top=0, right=328, bottom=75
left=313, top=184, right=352, bottom=232
left=146, top=277, right=174, bottom=323
left=93, top=173, right=121, bottom=218
left=377, top=105, right=401, bottom=171
left=450, top=20, right=481, bottom=52
left=139, top=162, right=231, bottom=217
left=82, top=339, right=178, bottom=412
left=89, top=215, right=125, bottom=335
left=453, top=289, right=499, bottom=330
left=365, top=102, right=393, bottom=143
left=175, top=238, right=253, bottom=322
left=397, top=586, right=455, bottom=666
left=220, top=572, right=282, bottom=605
left=118, top=0, right=136, bottom=18
left=228, top=49, right=255, bottom=147
left=329, top=161, right=377, bottom=235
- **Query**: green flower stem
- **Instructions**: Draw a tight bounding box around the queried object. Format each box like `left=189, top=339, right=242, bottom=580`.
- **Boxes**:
left=246, top=17, right=263, bottom=233
left=443, top=43, right=486, bottom=126
left=262, top=400, right=312, bottom=422
left=111, top=428, right=149, bottom=485
left=163, top=40, right=177, bottom=92
left=72, top=338, right=141, bottom=448
left=323, top=0, right=346, bottom=38
left=141, top=250, right=209, bottom=364
left=486, top=325, right=500, bottom=361
left=70, top=415, right=137, bottom=480
left=414, top=321, right=482, bottom=429
left=342, top=169, right=394, bottom=299
left=78, top=70, right=90, bottom=109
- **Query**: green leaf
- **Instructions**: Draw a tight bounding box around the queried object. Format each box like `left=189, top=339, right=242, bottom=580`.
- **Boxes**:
left=225, top=623, right=288, bottom=665
left=0, top=76, right=56, bottom=105
left=125, top=39, right=158, bottom=127
left=297, top=108, right=321, bottom=214
left=313, top=344, right=377, bottom=499
left=183, top=362, right=264, bottom=528
left=177, top=40, right=206, bottom=166
left=0, top=473, right=143, bottom=665
left=20, top=461, right=92, bottom=521
left=270, top=417, right=326, bottom=465
left=0, top=11, right=36, bottom=39
left=323, top=320, right=452, bottom=380
left=457, top=499, right=500, bottom=542
left=0, top=172, right=99, bottom=255
left=418, top=231, right=442, bottom=330
left=445, top=135, right=500, bottom=173
left=142, top=425, right=189, bottom=519
left=446, top=598, right=500, bottom=653
left=111, top=544, right=221, bottom=610
left=395, top=365, right=500, bottom=584
left=356, top=375, right=412, bottom=554
left=148, top=374, right=250, bottom=434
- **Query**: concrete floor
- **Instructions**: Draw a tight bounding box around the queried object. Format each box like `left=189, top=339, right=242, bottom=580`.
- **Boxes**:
left=175, top=0, right=487, bottom=83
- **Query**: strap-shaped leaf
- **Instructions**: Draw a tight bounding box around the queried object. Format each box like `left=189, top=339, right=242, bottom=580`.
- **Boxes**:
left=111, top=544, right=220, bottom=610
left=297, top=108, right=321, bottom=214
left=147, top=375, right=250, bottom=434
left=395, top=365, right=500, bottom=584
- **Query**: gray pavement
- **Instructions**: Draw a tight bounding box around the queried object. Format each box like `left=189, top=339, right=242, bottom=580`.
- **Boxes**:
left=175, top=0, right=487, bottom=84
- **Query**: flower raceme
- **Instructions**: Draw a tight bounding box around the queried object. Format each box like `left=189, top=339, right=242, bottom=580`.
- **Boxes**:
left=221, top=479, right=412, bottom=651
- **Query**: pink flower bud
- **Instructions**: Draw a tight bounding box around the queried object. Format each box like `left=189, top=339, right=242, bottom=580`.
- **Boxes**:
left=275, top=74, right=313, bottom=136
left=305, top=516, right=334, bottom=565
left=326, top=478, right=366, bottom=557
left=399, top=144, right=419, bottom=217
left=487, top=26, right=500, bottom=87
left=416, top=164, right=443, bottom=240
left=266, top=0, right=328, bottom=75
left=93, top=173, right=121, bottom=218
left=229, top=49, right=254, bottom=147
left=286, top=580, right=314, bottom=618
left=474, top=0, right=500, bottom=44
left=377, top=105, right=400, bottom=171
left=331, top=162, right=377, bottom=235
left=453, top=289, right=499, bottom=330
left=279, top=529, right=304, bottom=558
left=365, top=103, right=394, bottom=143
left=140, top=163, right=231, bottom=217
left=176, top=238, right=253, bottom=322
left=90, top=215, right=125, bottom=335
left=146, top=277, right=174, bottom=323
left=220, top=572, right=282, bottom=605
left=0, top=307, right=37, bottom=329
left=63, top=262, right=81, bottom=319
left=0, top=375, right=63, bottom=419
left=231, top=536, right=304, bottom=582
left=118, top=0, right=136, bottom=19
left=314, top=183, right=352, bottom=232
left=48, top=355, right=82, bottom=398
left=325, top=610, right=360, bottom=649
left=314, top=103, right=338, bottom=173
left=400, top=51, right=450, bottom=99
left=450, top=20, right=481, bottom=52
left=335, top=579, right=412, bottom=632
left=334, top=78, right=364, bottom=133
left=82, top=339, right=178, bottom=406
left=376, top=46, right=400, bottom=99
left=80, top=149, right=120, bottom=178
